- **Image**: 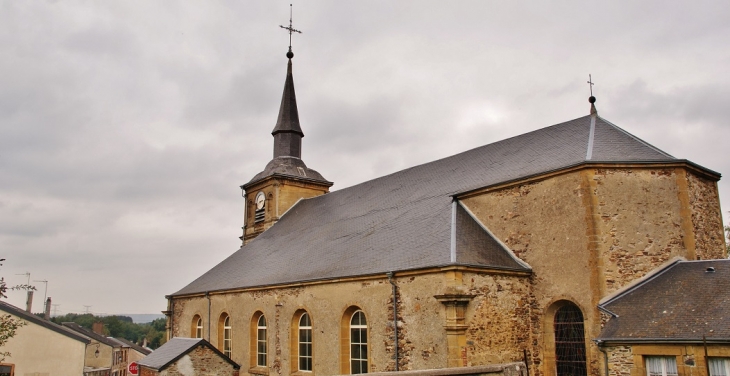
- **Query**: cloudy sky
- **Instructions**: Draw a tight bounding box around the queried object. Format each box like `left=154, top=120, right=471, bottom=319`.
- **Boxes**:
left=2, top=1, right=729, bottom=315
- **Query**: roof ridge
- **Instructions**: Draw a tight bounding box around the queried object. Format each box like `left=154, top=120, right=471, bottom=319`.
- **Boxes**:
left=596, top=116, right=675, bottom=159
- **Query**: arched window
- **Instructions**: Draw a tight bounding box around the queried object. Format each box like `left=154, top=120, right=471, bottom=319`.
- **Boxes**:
left=554, top=303, right=586, bottom=376
left=350, top=310, right=368, bottom=374
left=299, top=313, right=313, bottom=371
left=191, top=315, right=203, bottom=339
left=218, top=313, right=232, bottom=358
left=257, top=315, right=267, bottom=366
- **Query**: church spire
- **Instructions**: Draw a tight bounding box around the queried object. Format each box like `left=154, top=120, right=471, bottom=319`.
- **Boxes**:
left=272, top=5, right=304, bottom=159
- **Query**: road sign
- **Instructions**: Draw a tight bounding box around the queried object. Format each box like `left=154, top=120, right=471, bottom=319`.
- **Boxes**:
left=128, top=361, right=138, bottom=375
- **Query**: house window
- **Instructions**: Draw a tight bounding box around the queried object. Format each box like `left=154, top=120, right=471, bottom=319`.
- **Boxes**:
left=709, top=358, right=730, bottom=376
left=554, top=303, right=587, bottom=376
left=218, top=313, right=232, bottom=358
left=350, top=310, right=368, bottom=374
left=257, top=315, right=267, bottom=367
left=0, top=364, right=15, bottom=376
left=299, top=313, right=313, bottom=372
left=646, top=356, right=678, bottom=376
left=192, top=315, right=203, bottom=338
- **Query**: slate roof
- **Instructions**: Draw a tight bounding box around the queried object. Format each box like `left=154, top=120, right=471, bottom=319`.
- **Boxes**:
left=115, top=337, right=153, bottom=355
left=173, top=114, right=716, bottom=296
left=243, top=156, right=331, bottom=189
left=61, top=322, right=120, bottom=347
left=0, top=300, right=90, bottom=344
left=138, top=337, right=239, bottom=371
left=597, top=259, right=730, bottom=343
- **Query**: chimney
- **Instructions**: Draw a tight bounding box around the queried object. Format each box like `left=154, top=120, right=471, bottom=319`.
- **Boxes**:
left=93, top=322, right=104, bottom=335
left=25, top=290, right=34, bottom=313
left=44, top=297, right=52, bottom=320
left=142, top=337, right=148, bottom=348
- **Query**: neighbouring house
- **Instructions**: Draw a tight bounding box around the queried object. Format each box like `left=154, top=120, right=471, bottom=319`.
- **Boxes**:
left=596, top=258, right=730, bottom=376
left=137, top=337, right=239, bottom=376
left=115, top=337, right=153, bottom=364
left=62, top=322, right=129, bottom=376
left=0, top=300, right=89, bottom=376
left=164, top=47, right=727, bottom=376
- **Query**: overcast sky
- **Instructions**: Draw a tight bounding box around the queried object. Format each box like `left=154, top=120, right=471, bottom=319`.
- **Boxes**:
left=2, top=1, right=729, bottom=315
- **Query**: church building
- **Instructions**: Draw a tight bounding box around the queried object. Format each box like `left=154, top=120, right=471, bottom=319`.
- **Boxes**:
left=163, top=45, right=727, bottom=376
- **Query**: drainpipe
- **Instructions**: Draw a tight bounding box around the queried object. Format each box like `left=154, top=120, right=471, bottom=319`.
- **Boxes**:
left=206, top=292, right=212, bottom=341
left=387, top=272, right=399, bottom=371
left=595, top=340, right=609, bottom=376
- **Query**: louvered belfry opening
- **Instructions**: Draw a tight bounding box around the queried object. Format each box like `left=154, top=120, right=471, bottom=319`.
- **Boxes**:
left=554, top=303, right=587, bottom=376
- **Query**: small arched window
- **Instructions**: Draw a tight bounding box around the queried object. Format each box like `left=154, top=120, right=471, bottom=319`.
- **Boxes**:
left=554, top=303, right=586, bottom=376
left=350, top=310, right=368, bottom=374
left=257, top=315, right=267, bottom=366
left=299, top=313, right=313, bottom=371
left=218, top=313, right=232, bottom=358
left=191, top=315, right=203, bottom=339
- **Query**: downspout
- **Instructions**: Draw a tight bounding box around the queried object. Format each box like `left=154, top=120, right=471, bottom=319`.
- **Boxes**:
left=387, top=272, right=399, bottom=371
left=206, top=292, right=212, bottom=341
left=595, top=340, right=609, bottom=376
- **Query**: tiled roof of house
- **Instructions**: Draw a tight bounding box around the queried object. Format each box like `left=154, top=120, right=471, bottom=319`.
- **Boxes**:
left=0, top=300, right=90, bottom=344
left=597, top=259, right=730, bottom=343
left=173, top=114, right=717, bottom=296
left=138, top=337, right=238, bottom=371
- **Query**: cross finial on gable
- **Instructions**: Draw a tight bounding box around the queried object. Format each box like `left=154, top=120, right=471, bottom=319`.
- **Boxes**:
left=279, top=4, right=302, bottom=58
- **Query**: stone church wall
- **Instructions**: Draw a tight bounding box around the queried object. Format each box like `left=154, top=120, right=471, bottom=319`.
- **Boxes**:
left=170, top=270, right=530, bottom=376
left=685, top=171, right=726, bottom=259
left=461, top=165, right=724, bottom=376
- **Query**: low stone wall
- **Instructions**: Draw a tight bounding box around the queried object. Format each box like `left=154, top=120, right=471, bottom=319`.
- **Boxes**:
left=335, top=362, right=527, bottom=376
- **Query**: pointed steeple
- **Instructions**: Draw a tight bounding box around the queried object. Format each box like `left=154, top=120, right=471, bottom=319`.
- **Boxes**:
left=271, top=55, right=304, bottom=159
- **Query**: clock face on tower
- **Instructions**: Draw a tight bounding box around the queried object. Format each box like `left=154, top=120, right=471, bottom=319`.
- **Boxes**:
left=255, top=191, right=266, bottom=210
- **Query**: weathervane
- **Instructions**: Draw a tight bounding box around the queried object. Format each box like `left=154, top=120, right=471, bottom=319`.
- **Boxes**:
left=279, top=4, right=302, bottom=58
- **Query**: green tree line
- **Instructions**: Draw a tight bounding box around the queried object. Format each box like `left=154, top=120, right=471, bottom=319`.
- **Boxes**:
left=50, top=313, right=167, bottom=349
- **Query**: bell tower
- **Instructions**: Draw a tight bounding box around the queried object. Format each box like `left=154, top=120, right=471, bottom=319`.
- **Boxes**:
left=240, top=21, right=332, bottom=245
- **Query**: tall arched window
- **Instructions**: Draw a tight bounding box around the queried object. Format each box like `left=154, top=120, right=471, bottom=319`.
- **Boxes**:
left=350, top=310, right=368, bottom=374
left=191, top=315, right=203, bottom=339
left=554, top=303, right=586, bottom=376
left=257, top=315, right=267, bottom=366
left=218, top=313, right=232, bottom=358
left=299, top=313, right=313, bottom=372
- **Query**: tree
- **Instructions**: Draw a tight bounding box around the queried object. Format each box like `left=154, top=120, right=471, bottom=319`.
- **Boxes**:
left=726, top=224, right=730, bottom=255
left=0, top=259, right=28, bottom=362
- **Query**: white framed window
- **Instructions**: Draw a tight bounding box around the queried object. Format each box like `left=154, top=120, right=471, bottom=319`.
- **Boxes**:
left=350, top=310, right=368, bottom=374
left=646, top=356, right=678, bottom=376
left=710, top=358, right=730, bottom=376
left=257, top=315, right=267, bottom=367
left=299, top=313, right=313, bottom=372
left=196, top=317, right=203, bottom=339
left=223, top=315, right=232, bottom=358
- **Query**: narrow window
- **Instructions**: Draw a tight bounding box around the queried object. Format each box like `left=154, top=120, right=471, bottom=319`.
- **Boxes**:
left=299, top=313, right=313, bottom=372
left=257, top=315, right=267, bottom=367
left=196, top=317, right=203, bottom=338
left=217, top=313, right=232, bottom=358
left=710, top=358, right=730, bottom=376
left=350, top=310, right=368, bottom=374
left=646, top=356, right=678, bottom=376
left=554, top=303, right=587, bottom=376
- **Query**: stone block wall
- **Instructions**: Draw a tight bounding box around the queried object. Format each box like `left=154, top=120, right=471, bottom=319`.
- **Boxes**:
left=139, top=346, right=238, bottom=376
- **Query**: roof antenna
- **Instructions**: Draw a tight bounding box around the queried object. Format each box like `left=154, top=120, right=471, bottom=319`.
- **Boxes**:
left=587, top=74, right=597, bottom=115
left=279, top=4, right=302, bottom=59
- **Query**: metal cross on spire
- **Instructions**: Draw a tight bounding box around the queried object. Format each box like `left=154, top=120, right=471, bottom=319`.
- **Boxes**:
left=587, top=74, right=595, bottom=97
left=279, top=4, right=302, bottom=56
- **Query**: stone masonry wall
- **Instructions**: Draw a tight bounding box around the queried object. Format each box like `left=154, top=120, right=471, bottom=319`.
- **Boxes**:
left=171, top=270, right=529, bottom=376
left=463, top=170, right=598, bottom=376
left=592, top=168, right=687, bottom=295
left=686, top=171, right=726, bottom=259
left=464, top=273, right=532, bottom=367
left=605, top=346, right=633, bottom=376
left=159, top=347, right=238, bottom=376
